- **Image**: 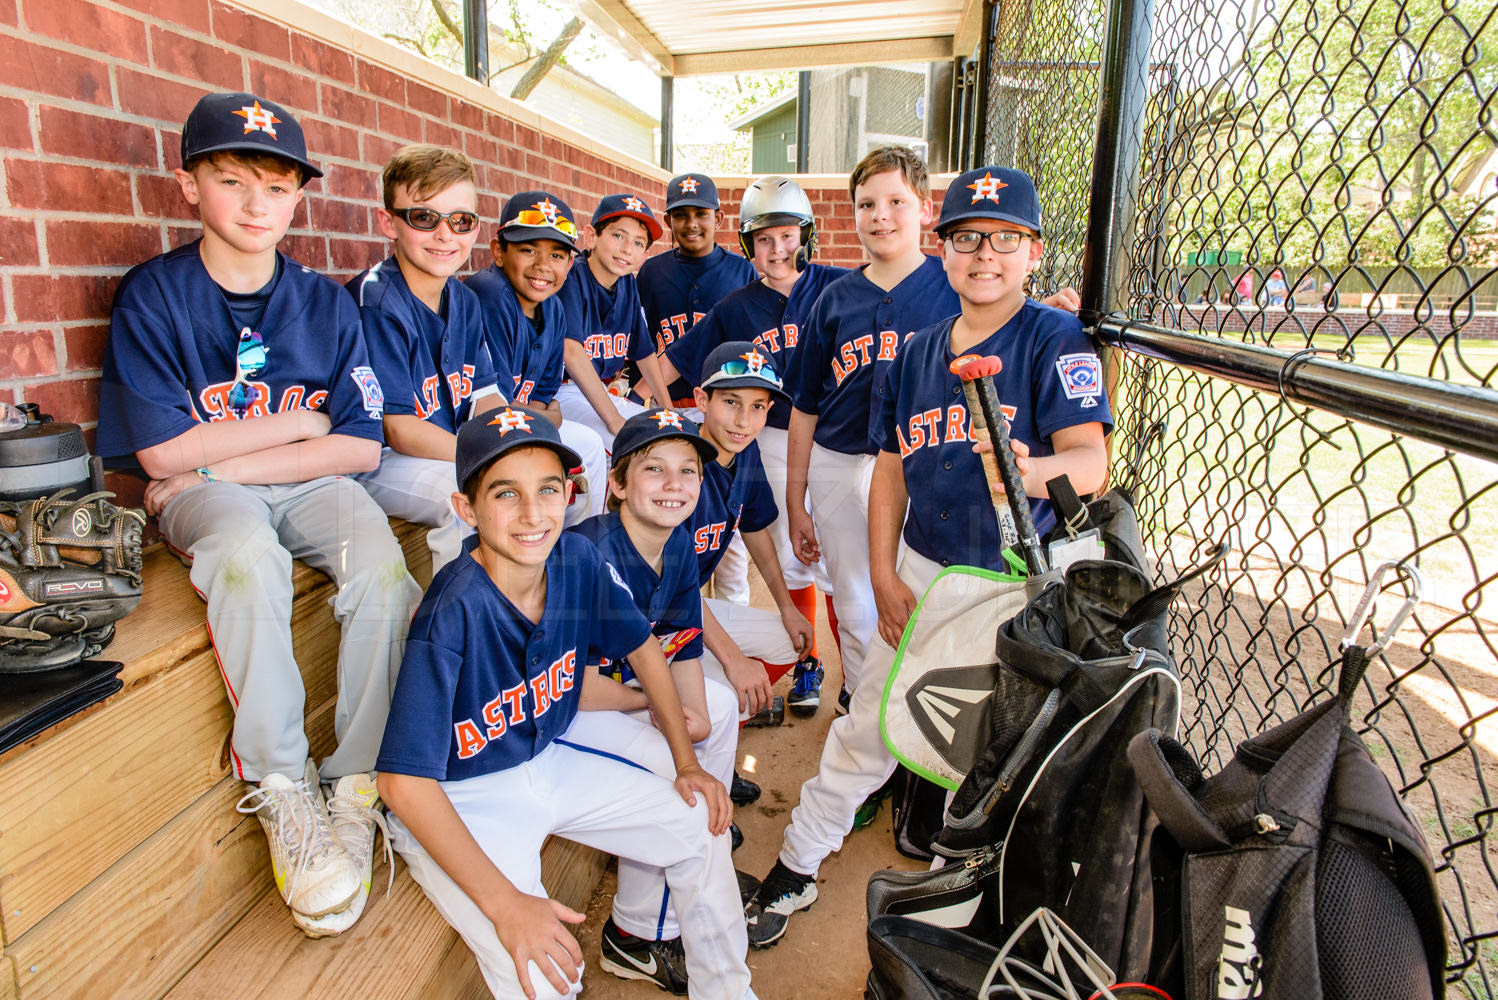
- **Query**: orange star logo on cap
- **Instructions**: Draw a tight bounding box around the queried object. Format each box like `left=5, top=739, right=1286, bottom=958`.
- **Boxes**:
left=233, top=100, right=281, bottom=138
left=652, top=409, right=683, bottom=429
left=533, top=198, right=560, bottom=223
left=679, top=178, right=700, bottom=193
left=967, top=171, right=1008, bottom=204
left=740, top=349, right=767, bottom=372
left=488, top=408, right=533, bottom=435
left=623, top=195, right=646, bottom=213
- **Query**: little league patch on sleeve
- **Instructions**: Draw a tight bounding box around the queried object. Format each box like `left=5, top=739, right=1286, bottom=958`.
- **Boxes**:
left=1056, top=353, right=1103, bottom=407
left=350, top=365, right=385, bottom=418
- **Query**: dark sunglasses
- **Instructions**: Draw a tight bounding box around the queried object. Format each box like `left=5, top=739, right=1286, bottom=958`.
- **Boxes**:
left=228, top=327, right=267, bottom=417
left=390, top=206, right=481, bottom=234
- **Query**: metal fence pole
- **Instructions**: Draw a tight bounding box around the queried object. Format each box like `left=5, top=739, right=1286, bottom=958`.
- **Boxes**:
left=972, top=2, right=997, bottom=168
left=462, top=0, right=489, bottom=84
left=660, top=76, right=674, bottom=172
left=796, top=71, right=811, bottom=173
left=1077, top=0, right=1154, bottom=326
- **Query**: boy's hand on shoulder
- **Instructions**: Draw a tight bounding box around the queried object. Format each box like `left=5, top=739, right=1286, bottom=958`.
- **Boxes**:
left=787, top=505, right=821, bottom=565
left=673, top=763, right=732, bottom=835
left=781, top=606, right=813, bottom=656
left=143, top=471, right=203, bottom=517
left=874, top=574, right=918, bottom=648
left=1040, top=286, right=1081, bottom=313
left=722, top=649, right=773, bottom=716
left=489, top=892, right=585, bottom=1000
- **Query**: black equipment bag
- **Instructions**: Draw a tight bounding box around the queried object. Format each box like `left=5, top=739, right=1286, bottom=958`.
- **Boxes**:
left=1128, top=640, right=1446, bottom=999
left=868, top=488, right=1225, bottom=983
left=890, top=764, right=948, bottom=860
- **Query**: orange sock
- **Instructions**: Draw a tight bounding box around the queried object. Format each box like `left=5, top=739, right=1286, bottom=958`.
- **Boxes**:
left=764, top=659, right=797, bottom=685
left=788, top=584, right=819, bottom=662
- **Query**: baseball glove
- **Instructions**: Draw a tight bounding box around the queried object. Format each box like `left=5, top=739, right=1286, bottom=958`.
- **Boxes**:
left=0, top=491, right=145, bottom=674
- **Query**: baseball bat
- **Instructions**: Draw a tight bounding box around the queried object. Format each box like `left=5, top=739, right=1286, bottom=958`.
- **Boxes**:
left=950, top=353, right=1049, bottom=575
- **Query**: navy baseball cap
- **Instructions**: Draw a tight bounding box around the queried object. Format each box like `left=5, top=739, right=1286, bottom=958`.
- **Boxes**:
left=593, top=193, right=663, bottom=243
left=937, top=166, right=1042, bottom=236
left=612, top=408, right=718, bottom=467
left=665, top=173, right=719, bottom=212
left=700, top=341, right=789, bottom=401
left=497, top=191, right=580, bottom=252
left=455, top=406, right=583, bottom=491
left=180, top=92, right=322, bottom=181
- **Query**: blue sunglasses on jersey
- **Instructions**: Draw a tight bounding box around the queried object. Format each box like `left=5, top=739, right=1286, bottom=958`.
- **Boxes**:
left=229, top=327, right=266, bottom=417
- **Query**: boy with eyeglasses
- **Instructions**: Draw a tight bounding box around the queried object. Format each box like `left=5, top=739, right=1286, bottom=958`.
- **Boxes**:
left=467, top=191, right=610, bottom=523
left=745, top=165, right=1107, bottom=949
left=98, top=92, right=422, bottom=938
left=349, top=144, right=507, bottom=572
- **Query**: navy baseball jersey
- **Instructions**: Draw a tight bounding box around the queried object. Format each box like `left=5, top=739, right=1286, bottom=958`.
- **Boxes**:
left=873, top=299, right=1114, bottom=570
left=638, top=246, right=757, bottom=402
left=347, top=257, right=501, bottom=433
left=689, top=437, right=778, bottom=584
left=99, top=241, right=384, bottom=465
left=791, top=255, right=959, bottom=456
left=466, top=264, right=567, bottom=407
left=665, top=263, right=849, bottom=430
left=568, top=512, right=704, bottom=684
left=555, top=262, right=654, bottom=383
left=377, top=532, right=653, bottom=782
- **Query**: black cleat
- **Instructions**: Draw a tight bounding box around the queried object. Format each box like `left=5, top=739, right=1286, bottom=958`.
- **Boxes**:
left=787, top=656, right=824, bottom=717
left=730, top=821, right=743, bottom=852
left=736, top=868, right=761, bottom=904
left=599, top=917, right=688, bottom=994
left=744, top=860, right=818, bottom=949
left=730, top=771, right=761, bottom=805
left=743, top=694, right=785, bottom=728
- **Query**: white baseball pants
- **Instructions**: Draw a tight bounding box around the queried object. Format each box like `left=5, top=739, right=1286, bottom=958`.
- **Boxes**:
left=389, top=737, right=756, bottom=1000
left=779, top=547, right=943, bottom=876
left=158, top=476, right=422, bottom=782
left=806, top=444, right=880, bottom=693
left=357, top=450, right=467, bottom=573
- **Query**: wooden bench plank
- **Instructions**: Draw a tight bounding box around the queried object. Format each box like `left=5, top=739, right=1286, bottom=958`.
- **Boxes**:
left=6, top=776, right=267, bottom=1000
left=165, top=834, right=603, bottom=1000
left=0, top=954, right=17, bottom=1000
left=0, top=575, right=349, bottom=943
left=4, top=690, right=341, bottom=1000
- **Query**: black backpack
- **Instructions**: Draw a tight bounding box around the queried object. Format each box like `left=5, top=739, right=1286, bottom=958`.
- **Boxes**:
left=867, top=490, right=1223, bottom=982
left=1128, top=640, right=1447, bottom=999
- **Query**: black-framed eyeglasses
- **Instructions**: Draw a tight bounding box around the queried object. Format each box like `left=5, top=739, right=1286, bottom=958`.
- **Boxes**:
left=946, top=230, right=1030, bottom=254
left=390, top=207, right=481, bottom=234
left=228, top=327, right=266, bottom=417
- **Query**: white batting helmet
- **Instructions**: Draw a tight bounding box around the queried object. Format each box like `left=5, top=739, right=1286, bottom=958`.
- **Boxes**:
left=738, top=175, right=817, bottom=270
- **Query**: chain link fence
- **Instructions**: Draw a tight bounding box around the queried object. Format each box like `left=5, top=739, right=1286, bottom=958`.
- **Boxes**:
left=983, top=0, right=1498, bottom=993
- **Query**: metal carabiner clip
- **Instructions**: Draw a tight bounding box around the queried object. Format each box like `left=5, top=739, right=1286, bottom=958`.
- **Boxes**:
left=1340, top=560, right=1424, bottom=657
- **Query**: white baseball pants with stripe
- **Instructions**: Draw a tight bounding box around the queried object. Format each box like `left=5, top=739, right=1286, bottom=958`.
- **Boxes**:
left=389, top=735, right=756, bottom=1000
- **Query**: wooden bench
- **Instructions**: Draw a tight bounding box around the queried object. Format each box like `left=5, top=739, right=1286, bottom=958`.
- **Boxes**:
left=0, top=522, right=607, bottom=1000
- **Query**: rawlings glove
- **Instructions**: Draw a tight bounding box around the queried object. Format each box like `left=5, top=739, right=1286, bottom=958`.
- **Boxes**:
left=0, top=491, right=145, bottom=674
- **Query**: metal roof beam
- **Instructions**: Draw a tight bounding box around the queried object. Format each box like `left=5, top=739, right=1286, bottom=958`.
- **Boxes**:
left=673, top=35, right=955, bottom=75
left=563, top=0, right=676, bottom=75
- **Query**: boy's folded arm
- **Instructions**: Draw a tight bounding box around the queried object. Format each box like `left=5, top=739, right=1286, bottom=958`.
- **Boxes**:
left=196, top=432, right=381, bottom=484
left=577, top=666, right=649, bottom=712
left=377, top=771, right=585, bottom=999
left=135, top=409, right=331, bottom=479
left=384, top=413, right=459, bottom=462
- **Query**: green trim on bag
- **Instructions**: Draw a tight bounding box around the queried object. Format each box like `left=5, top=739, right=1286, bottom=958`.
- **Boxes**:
left=880, top=562, right=1027, bottom=791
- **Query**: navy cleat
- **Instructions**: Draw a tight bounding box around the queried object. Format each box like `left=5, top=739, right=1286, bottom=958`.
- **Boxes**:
left=787, top=656, right=824, bottom=717
left=731, top=771, right=761, bottom=805
left=599, top=917, right=688, bottom=994
left=744, top=860, right=817, bottom=949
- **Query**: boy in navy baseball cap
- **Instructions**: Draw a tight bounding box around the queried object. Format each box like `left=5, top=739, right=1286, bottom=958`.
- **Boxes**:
left=467, top=189, right=612, bottom=525
left=554, top=192, right=673, bottom=447
left=98, top=90, right=421, bottom=939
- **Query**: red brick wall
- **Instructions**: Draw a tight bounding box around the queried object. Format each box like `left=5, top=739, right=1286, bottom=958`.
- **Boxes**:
left=0, top=0, right=668, bottom=441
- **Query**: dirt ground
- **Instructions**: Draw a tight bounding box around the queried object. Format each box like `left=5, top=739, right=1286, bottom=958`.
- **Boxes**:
left=572, top=576, right=925, bottom=999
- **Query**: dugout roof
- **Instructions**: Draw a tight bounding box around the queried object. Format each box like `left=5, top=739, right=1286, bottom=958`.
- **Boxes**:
left=567, top=0, right=984, bottom=75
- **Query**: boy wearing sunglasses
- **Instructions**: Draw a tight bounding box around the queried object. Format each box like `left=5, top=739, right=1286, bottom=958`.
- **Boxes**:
left=467, top=191, right=609, bottom=523
left=98, top=92, right=422, bottom=938
left=688, top=342, right=812, bottom=729
left=349, top=144, right=507, bottom=572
